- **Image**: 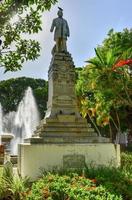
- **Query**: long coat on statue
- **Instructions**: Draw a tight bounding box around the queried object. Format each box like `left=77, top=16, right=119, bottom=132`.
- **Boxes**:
left=50, top=17, right=70, bottom=41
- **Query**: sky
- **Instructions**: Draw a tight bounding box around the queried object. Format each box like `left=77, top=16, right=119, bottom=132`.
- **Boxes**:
left=0, top=0, right=132, bottom=81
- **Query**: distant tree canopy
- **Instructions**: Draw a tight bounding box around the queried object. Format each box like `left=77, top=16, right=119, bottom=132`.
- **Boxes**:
left=101, top=28, right=132, bottom=53
left=76, top=28, right=132, bottom=137
left=0, top=77, right=48, bottom=118
left=0, top=0, right=58, bottom=72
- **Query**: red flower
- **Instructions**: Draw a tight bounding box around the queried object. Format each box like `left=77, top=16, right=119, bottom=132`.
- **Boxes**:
left=112, top=59, right=132, bottom=71
left=90, top=179, right=97, bottom=183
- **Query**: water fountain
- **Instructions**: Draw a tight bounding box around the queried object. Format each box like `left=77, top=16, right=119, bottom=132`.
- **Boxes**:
left=10, top=87, right=40, bottom=155
left=0, top=87, right=40, bottom=156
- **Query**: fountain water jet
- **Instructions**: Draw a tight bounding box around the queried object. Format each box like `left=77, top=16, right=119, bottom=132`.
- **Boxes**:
left=10, top=87, right=40, bottom=155
left=0, top=87, right=40, bottom=157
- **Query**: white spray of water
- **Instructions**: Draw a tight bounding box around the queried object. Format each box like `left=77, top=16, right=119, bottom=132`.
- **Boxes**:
left=3, top=112, right=16, bottom=133
left=10, top=87, right=40, bottom=155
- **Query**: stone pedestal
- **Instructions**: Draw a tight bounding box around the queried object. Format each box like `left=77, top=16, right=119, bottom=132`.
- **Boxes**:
left=25, top=52, right=109, bottom=143
left=45, top=52, right=78, bottom=118
left=18, top=143, right=120, bottom=181
left=18, top=52, right=120, bottom=179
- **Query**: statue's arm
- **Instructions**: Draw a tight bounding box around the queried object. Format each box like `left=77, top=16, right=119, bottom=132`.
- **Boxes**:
left=66, top=21, right=70, bottom=37
left=50, top=19, right=55, bottom=32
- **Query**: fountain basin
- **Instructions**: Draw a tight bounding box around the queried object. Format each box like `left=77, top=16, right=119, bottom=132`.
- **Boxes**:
left=0, top=133, right=14, bottom=154
left=1, top=133, right=14, bottom=143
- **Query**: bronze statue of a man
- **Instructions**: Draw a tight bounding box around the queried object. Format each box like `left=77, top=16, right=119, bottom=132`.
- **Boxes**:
left=50, top=7, right=70, bottom=53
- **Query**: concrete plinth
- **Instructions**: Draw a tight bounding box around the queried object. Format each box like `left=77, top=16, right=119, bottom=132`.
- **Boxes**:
left=18, top=143, right=120, bottom=180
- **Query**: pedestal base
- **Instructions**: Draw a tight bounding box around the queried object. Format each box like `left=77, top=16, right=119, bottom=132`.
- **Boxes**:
left=18, top=143, right=120, bottom=180
left=28, top=115, right=110, bottom=143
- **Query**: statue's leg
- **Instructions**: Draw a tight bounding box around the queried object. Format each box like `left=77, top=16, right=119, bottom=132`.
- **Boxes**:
left=56, top=38, right=62, bottom=52
left=56, top=39, right=59, bottom=52
left=59, top=38, right=63, bottom=52
left=60, top=38, right=63, bottom=52
left=62, top=39, right=67, bottom=52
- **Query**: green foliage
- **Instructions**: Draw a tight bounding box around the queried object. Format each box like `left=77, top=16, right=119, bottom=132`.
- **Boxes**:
left=0, top=0, right=58, bottom=72
left=84, top=167, right=132, bottom=200
left=75, top=67, right=83, bottom=83
left=27, top=173, right=122, bottom=200
left=0, top=77, right=48, bottom=118
left=102, top=28, right=132, bottom=54
left=76, top=28, right=132, bottom=135
left=126, top=144, right=132, bottom=152
left=0, top=162, right=30, bottom=200
left=121, top=151, right=132, bottom=172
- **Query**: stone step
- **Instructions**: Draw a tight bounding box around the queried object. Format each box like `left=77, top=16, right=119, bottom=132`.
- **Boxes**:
left=34, top=128, right=90, bottom=135
left=36, top=124, right=92, bottom=131
left=45, top=117, right=88, bottom=123
left=41, top=136, right=109, bottom=143
left=25, top=135, right=110, bottom=144
left=24, top=137, right=43, bottom=144
left=46, top=123, right=91, bottom=128
left=35, top=124, right=92, bottom=132
left=39, top=131, right=97, bottom=138
left=41, top=127, right=95, bottom=132
left=34, top=127, right=95, bottom=135
left=37, top=122, right=91, bottom=128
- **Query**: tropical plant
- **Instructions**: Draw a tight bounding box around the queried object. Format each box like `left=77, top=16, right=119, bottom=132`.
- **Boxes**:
left=76, top=29, right=132, bottom=138
left=0, top=161, right=30, bottom=200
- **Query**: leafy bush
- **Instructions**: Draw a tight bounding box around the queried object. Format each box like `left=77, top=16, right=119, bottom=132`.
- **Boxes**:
left=27, top=173, right=122, bottom=200
left=121, top=151, right=132, bottom=171
left=83, top=152, right=132, bottom=200
left=84, top=166, right=132, bottom=200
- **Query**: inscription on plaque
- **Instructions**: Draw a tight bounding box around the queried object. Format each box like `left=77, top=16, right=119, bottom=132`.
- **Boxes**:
left=63, top=154, right=85, bottom=168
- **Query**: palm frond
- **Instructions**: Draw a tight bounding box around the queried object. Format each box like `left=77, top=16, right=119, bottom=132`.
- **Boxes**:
left=94, top=48, right=106, bottom=65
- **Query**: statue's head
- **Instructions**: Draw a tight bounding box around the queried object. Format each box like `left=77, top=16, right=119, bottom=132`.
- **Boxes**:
left=57, top=7, right=63, bottom=18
